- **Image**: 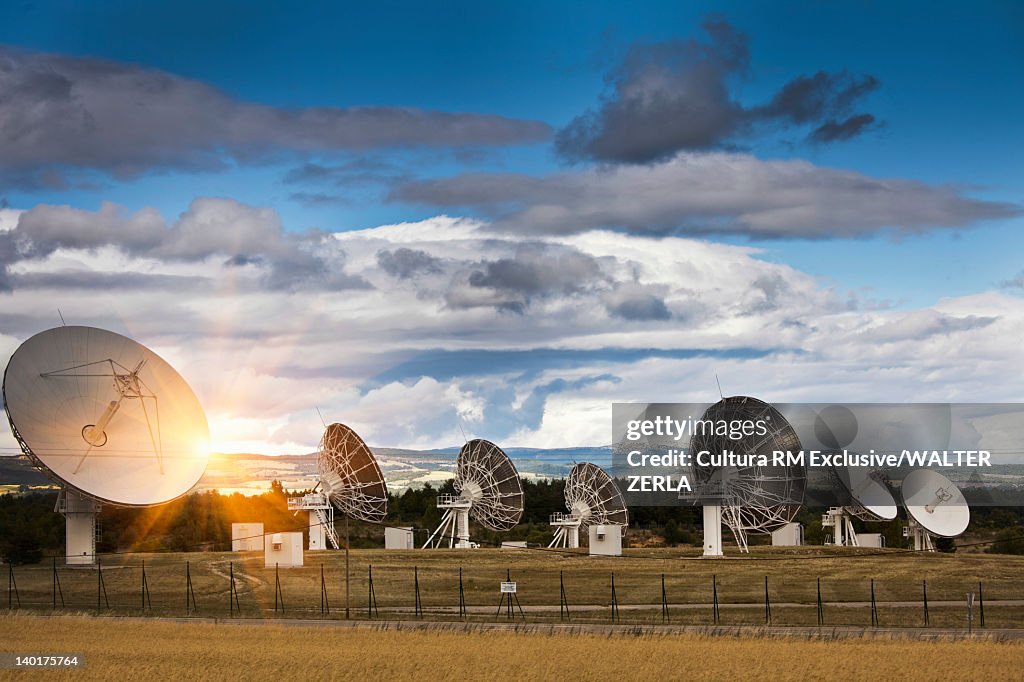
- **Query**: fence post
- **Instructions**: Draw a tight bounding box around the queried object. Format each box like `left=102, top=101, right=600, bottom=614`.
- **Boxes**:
left=610, top=572, right=619, bottom=623
left=816, top=577, right=823, bottom=626
left=186, top=561, right=198, bottom=615
left=870, top=578, right=878, bottom=627
left=96, top=559, right=108, bottom=614
left=367, top=565, right=378, bottom=618
left=274, top=563, right=284, bottom=614
left=923, top=579, right=929, bottom=627
left=229, top=561, right=240, bottom=616
left=7, top=563, right=19, bottom=610
left=414, top=566, right=423, bottom=618
left=458, top=567, right=466, bottom=619
left=661, top=574, right=668, bottom=623
left=560, top=570, right=570, bottom=621
left=764, top=575, right=771, bottom=625
left=52, top=557, right=64, bottom=610
left=320, top=563, right=330, bottom=615
left=141, top=560, right=151, bottom=611
left=979, top=581, right=985, bottom=628
left=712, top=574, right=720, bottom=625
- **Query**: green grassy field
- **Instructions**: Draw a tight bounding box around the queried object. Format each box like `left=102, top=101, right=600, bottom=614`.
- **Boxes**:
left=4, top=547, right=1024, bottom=629
left=1, top=614, right=1023, bottom=681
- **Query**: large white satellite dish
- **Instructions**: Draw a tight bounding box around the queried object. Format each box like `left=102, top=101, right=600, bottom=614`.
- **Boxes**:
left=550, top=462, right=628, bottom=549
left=900, top=468, right=969, bottom=550
left=688, top=396, right=805, bottom=555
left=288, top=422, right=389, bottom=550
left=3, top=326, right=209, bottom=564
left=423, top=438, right=523, bottom=548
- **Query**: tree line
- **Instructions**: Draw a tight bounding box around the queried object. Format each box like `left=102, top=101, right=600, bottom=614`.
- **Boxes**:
left=2, top=479, right=1023, bottom=563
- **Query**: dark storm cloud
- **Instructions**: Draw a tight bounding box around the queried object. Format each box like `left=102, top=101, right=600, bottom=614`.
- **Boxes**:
left=376, top=248, right=443, bottom=279
left=390, top=153, right=1021, bottom=238
left=5, top=199, right=371, bottom=292
left=0, top=47, right=552, bottom=186
left=555, top=19, right=881, bottom=163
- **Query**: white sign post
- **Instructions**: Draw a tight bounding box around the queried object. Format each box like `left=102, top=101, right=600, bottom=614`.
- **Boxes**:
left=497, top=575, right=524, bottom=620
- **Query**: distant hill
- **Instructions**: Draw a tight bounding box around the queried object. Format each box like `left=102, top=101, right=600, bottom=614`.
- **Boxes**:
left=0, top=445, right=612, bottom=496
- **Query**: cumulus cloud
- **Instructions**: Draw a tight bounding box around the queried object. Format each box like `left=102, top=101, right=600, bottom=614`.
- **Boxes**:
left=555, top=19, right=880, bottom=163
left=3, top=198, right=370, bottom=291
left=2, top=207, right=1021, bottom=453
left=391, top=152, right=1019, bottom=238
left=0, top=46, right=552, bottom=187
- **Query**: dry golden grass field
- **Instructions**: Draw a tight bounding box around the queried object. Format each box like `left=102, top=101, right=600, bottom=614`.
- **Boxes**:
left=5, top=547, right=1024, bottom=628
left=2, top=614, right=1024, bottom=681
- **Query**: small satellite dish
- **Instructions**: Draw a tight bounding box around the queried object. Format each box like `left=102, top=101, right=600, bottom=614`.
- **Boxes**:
left=901, top=468, right=969, bottom=545
left=550, top=462, right=628, bottom=548
left=836, top=464, right=898, bottom=521
left=821, top=462, right=898, bottom=547
left=689, top=396, right=805, bottom=554
left=423, top=438, right=523, bottom=548
left=3, top=326, right=209, bottom=564
left=288, top=422, right=388, bottom=550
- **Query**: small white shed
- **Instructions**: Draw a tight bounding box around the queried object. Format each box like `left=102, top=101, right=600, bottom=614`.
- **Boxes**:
left=232, top=523, right=265, bottom=552
left=588, top=524, right=624, bottom=556
left=264, top=532, right=304, bottom=568
left=384, top=526, right=415, bottom=550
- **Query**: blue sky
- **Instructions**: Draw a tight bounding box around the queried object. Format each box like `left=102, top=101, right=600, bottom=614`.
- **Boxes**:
left=2, top=1, right=1021, bottom=302
left=0, top=2, right=1021, bottom=451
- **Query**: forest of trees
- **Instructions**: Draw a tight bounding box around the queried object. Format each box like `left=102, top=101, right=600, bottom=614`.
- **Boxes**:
left=2, top=478, right=1023, bottom=564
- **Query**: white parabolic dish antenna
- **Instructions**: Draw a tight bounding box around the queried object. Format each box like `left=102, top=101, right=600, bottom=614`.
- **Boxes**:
left=835, top=464, right=898, bottom=521
left=901, top=468, right=969, bottom=537
left=549, top=462, right=628, bottom=548
left=455, top=438, right=523, bottom=531
left=423, top=438, right=523, bottom=548
left=690, top=397, right=806, bottom=532
left=564, top=462, right=628, bottom=529
left=2, top=326, right=210, bottom=506
left=318, top=422, right=388, bottom=523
